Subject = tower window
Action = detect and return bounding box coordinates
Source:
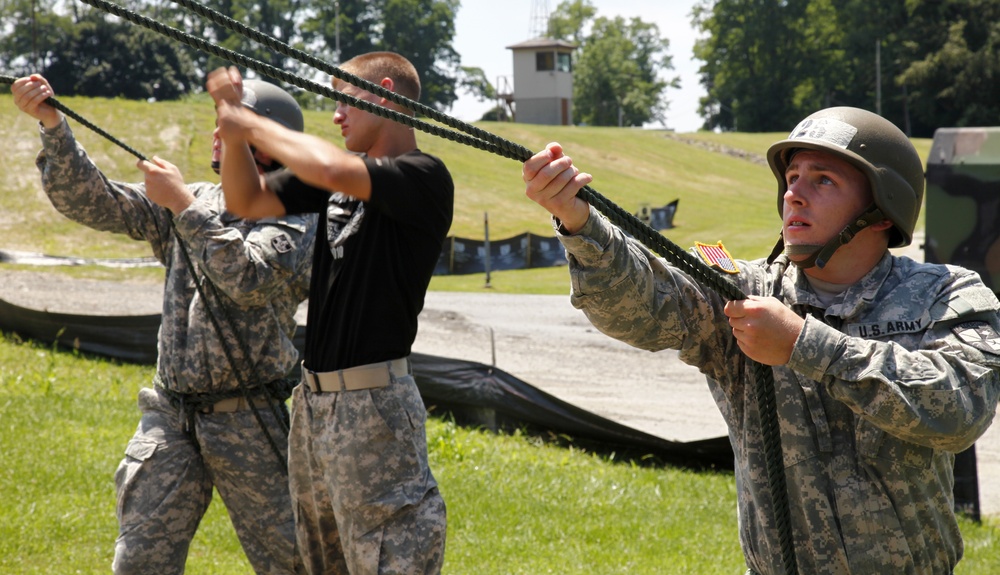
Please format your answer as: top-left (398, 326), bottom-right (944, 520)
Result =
top-left (536, 51), bottom-right (554, 71)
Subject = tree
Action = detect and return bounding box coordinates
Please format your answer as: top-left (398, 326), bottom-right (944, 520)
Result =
top-left (896, 0), bottom-right (1000, 135)
top-left (458, 66), bottom-right (496, 102)
top-left (380, 0), bottom-right (460, 111)
top-left (42, 9), bottom-right (198, 100)
top-left (547, 3), bottom-right (678, 127)
top-left (302, 0), bottom-right (461, 111)
top-left (547, 0), bottom-right (597, 45)
top-left (140, 0), bottom-right (311, 87)
top-left (0, 3), bottom-right (198, 100)
top-left (0, 0), bottom-right (78, 77)
top-left (692, 0), bottom-right (813, 132)
top-left (457, 66), bottom-right (516, 121)
top-left (690, 0), bottom-right (1000, 135)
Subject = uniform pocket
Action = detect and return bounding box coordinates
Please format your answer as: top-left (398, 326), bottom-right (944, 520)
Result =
top-left (330, 378), bottom-right (432, 535)
top-left (114, 438), bottom-right (160, 529)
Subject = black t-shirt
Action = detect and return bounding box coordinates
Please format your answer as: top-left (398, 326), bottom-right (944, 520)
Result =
top-left (267, 150), bottom-right (454, 371)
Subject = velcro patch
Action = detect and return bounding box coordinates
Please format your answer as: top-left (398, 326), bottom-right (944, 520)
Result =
top-left (953, 321), bottom-right (1000, 355)
top-left (271, 233), bottom-right (294, 254)
top-left (787, 117), bottom-right (857, 149)
top-left (694, 241), bottom-right (739, 274)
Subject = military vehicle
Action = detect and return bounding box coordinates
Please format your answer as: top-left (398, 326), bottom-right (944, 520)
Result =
top-left (924, 127), bottom-right (1000, 521)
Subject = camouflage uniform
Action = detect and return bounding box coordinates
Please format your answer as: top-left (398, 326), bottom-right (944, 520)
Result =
top-left (556, 206), bottom-right (1000, 575)
top-left (34, 118), bottom-right (316, 575)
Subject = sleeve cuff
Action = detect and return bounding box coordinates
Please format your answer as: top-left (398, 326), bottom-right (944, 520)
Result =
top-left (787, 314), bottom-right (845, 381)
top-left (552, 205), bottom-right (614, 266)
top-left (38, 117), bottom-right (72, 156)
top-left (172, 195), bottom-right (213, 240)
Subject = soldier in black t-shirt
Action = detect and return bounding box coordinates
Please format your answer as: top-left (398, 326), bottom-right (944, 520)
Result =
top-left (208, 53), bottom-right (452, 575)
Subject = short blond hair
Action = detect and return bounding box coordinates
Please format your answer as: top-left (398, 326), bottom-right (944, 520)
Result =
top-left (339, 51), bottom-right (421, 103)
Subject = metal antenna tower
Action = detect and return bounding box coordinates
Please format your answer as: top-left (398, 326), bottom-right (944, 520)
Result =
top-left (529, 0), bottom-right (550, 39)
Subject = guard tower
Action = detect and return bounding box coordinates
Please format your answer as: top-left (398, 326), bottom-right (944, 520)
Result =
top-left (506, 38), bottom-right (577, 125)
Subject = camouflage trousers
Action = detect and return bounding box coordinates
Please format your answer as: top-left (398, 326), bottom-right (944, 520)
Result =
top-left (112, 386), bottom-right (301, 575)
top-left (288, 373), bottom-right (447, 575)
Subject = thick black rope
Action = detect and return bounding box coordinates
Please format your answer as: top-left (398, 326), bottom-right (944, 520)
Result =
top-left (0, 74), bottom-right (290, 473)
top-left (166, 0), bottom-right (528, 161)
top-left (78, 0), bottom-right (523, 160)
top-left (6, 3), bottom-right (799, 568)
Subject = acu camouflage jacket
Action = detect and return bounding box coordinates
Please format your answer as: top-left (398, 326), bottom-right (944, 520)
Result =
top-left (557, 206), bottom-right (1000, 575)
top-left (34, 119), bottom-right (316, 395)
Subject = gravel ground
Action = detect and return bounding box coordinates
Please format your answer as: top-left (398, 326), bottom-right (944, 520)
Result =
top-left (1, 256), bottom-right (998, 518)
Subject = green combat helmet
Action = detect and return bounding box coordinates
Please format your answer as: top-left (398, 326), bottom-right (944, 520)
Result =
top-left (241, 79), bottom-right (304, 132)
top-left (765, 107), bottom-right (924, 268)
top-left (925, 127), bottom-right (1000, 291)
top-left (211, 80), bottom-right (303, 174)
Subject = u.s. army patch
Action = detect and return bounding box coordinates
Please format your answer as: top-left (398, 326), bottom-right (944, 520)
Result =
top-left (271, 233), bottom-right (294, 254)
top-left (693, 241), bottom-right (739, 274)
top-left (953, 321), bottom-right (1000, 355)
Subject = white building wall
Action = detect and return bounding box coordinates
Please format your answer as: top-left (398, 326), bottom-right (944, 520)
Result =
top-left (510, 47), bottom-right (574, 125)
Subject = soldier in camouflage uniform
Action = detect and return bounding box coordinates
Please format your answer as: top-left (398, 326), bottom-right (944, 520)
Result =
top-left (207, 53), bottom-right (449, 574)
top-left (12, 74), bottom-right (316, 575)
top-left (522, 107), bottom-right (1000, 575)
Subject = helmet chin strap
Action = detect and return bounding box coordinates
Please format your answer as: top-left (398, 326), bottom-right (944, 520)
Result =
top-left (211, 146), bottom-right (283, 175)
top-left (778, 205), bottom-right (886, 269)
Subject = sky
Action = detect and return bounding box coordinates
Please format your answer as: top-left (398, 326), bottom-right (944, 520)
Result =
top-left (450, 0), bottom-right (704, 132)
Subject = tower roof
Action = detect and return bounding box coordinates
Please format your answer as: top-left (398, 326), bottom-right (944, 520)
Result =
top-left (506, 38), bottom-right (578, 51)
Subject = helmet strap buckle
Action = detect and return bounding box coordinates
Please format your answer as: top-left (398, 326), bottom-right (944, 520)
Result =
top-left (812, 205), bottom-right (885, 268)
top-left (776, 204), bottom-right (886, 269)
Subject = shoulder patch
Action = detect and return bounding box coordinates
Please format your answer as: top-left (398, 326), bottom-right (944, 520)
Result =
top-left (953, 321), bottom-right (1000, 355)
top-left (271, 233), bottom-right (294, 254)
top-left (694, 241), bottom-right (739, 274)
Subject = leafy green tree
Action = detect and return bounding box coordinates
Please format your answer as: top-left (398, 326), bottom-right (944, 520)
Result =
top-left (458, 66), bottom-right (496, 102)
top-left (380, 0), bottom-right (460, 111)
top-left (573, 16), bottom-right (677, 127)
top-left (42, 9), bottom-right (198, 100)
top-left (547, 3), bottom-right (677, 127)
top-left (691, 0), bottom-right (1000, 136)
top-left (302, 0), bottom-right (461, 111)
top-left (896, 0), bottom-right (1000, 134)
top-left (814, 0), bottom-right (918, 134)
top-left (457, 66), bottom-right (516, 121)
top-left (141, 0), bottom-right (311, 85)
top-left (0, 0), bottom-right (76, 77)
top-left (547, 0), bottom-right (597, 45)
top-left (692, 0), bottom-right (812, 132)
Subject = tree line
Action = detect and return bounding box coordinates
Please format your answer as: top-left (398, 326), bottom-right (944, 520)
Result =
top-left (694, 0), bottom-right (1000, 136)
top-left (0, 0), bottom-right (462, 109)
top-left (1, 0), bottom-right (997, 135)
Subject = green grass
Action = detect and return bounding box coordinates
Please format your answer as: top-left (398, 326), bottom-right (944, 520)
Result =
top-left (2, 332), bottom-right (998, 574)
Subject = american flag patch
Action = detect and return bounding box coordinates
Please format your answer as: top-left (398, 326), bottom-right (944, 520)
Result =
top-left (694, 241), bottom-right (739, 274)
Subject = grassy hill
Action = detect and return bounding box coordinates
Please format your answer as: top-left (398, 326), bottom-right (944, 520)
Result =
top-left (0, 92), bottom-right (932, 292)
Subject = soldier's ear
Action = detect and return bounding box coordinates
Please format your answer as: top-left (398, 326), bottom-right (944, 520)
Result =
top-left (872, 219), bottom-right (893, 233)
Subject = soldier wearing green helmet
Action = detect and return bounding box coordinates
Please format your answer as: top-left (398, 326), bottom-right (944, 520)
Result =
top-left (522, 106), bottom-right (1000, 574)
top-left (765, 106), bottom-right (926, 268)
top-left (12, 74), bottom-right (316, 574)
